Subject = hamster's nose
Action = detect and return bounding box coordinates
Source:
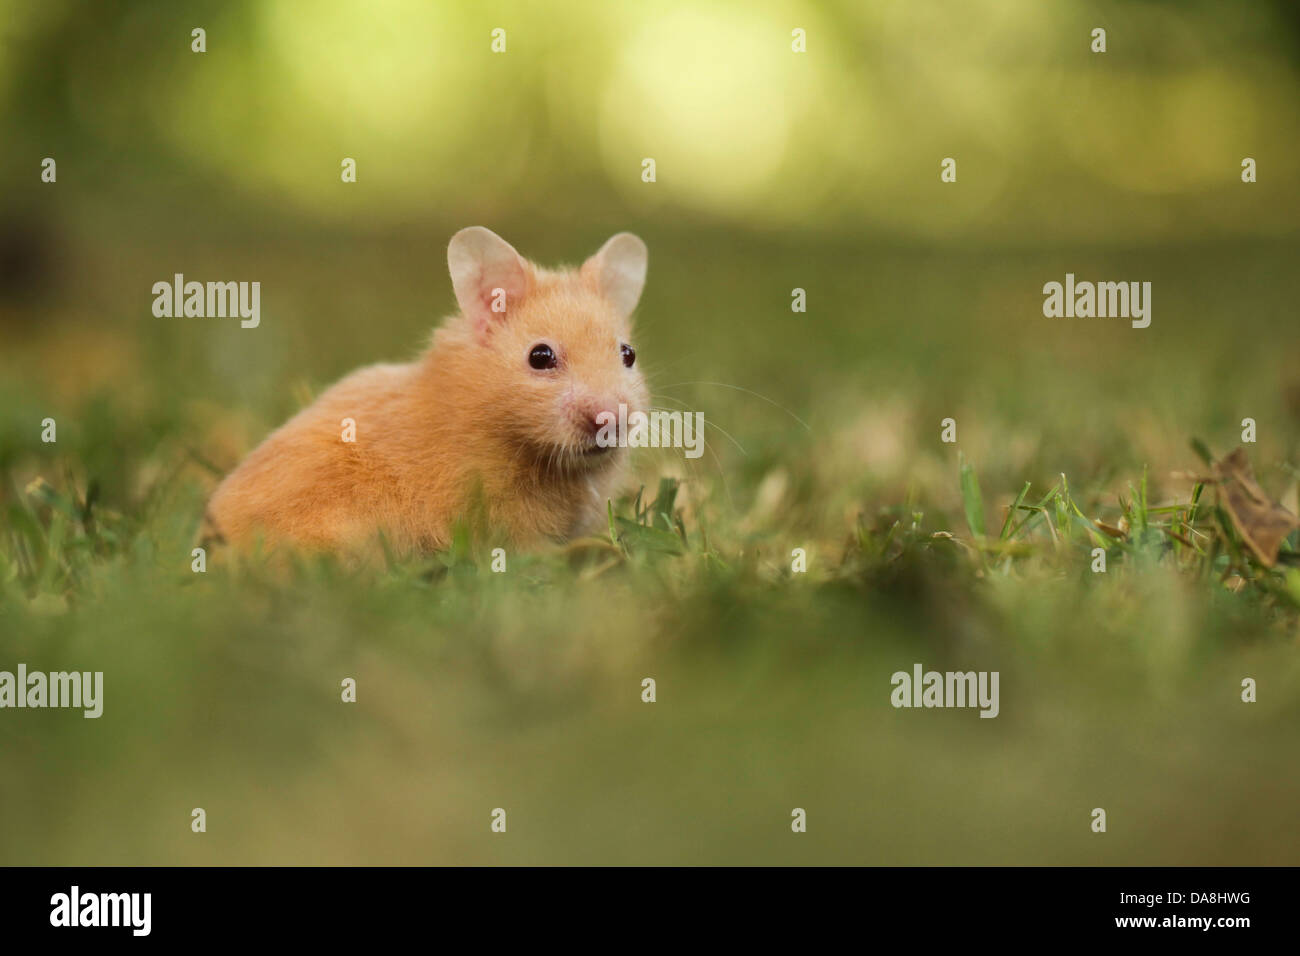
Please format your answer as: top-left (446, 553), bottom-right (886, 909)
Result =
top-left (583, 404), bottom-right (620, 438)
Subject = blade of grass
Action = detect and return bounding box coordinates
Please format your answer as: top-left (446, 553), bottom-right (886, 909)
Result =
top-left (1000, 482), bottom-right (1031, 540)
top-left (959, 453), bottom-right (986, 539)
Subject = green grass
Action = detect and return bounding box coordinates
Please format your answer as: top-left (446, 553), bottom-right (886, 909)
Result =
top-left (2, 229), bottom-right (1300, 865)
top-left (2, 424), bottom-right (1298, 864)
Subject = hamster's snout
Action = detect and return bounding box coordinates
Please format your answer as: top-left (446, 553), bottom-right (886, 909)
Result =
top-left (579, 402), bottom-right (618, 438)
top-left (573, 396), bottom-right (632, 445)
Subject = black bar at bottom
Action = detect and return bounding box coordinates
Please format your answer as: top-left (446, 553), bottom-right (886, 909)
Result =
top-left (1, 866), bottom-right (1282, 941)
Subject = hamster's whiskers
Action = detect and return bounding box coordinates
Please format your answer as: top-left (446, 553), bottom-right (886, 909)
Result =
top-left (655, 381), bottom-right (811, 432)
top-left (649, 398), bottom-right (747, 456)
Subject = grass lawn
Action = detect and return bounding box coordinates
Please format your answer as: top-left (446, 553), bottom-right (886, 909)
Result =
top-left (2, 223), bottom-right (1297, 864)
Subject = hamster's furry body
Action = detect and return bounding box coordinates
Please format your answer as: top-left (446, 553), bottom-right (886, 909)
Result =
top-left (203, 228), bottom-right (650, 555)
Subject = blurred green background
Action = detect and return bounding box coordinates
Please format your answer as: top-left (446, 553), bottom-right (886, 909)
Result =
top-left (1, 0), bottom-right (1299, 864)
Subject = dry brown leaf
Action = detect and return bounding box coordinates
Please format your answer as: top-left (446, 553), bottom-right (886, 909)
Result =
top-left (1214, 447), bottom-right (1300, 567)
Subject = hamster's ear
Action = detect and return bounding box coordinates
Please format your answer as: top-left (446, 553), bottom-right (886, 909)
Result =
top-left (582, 232), bottom-right (648, 317)
top-left (448, 227), bottom-right (533, 337)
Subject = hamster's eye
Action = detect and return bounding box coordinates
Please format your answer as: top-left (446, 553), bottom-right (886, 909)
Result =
top-left (528, 344), bottom-right (558, 370)
top-left (620, 344), bottom-right (636, 368)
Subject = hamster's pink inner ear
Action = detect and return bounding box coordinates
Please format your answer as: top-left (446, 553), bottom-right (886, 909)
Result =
top-left (448, 226), bottom-right (532, 337)
top-left (583, 232), bottom-right (648, 317)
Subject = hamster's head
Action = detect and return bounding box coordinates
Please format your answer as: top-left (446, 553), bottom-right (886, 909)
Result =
top-left (447, 226), bottom-right (651, 474)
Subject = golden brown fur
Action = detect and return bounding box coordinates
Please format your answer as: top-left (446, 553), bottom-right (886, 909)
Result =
top-left (203, 228), bottom-right (650, 556)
